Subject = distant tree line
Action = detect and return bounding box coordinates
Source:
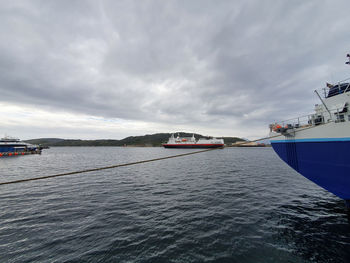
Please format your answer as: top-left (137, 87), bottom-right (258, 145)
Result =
top-left (25, 132), bottom-right (245, 147)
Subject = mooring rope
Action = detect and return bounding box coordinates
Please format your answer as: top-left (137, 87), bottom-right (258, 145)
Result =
top-left (0, 147), bottom-right (218, 186)
top-left (0, 122), bottom-right (329, 186)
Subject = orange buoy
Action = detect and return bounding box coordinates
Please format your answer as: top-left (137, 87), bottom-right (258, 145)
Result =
top-left (21, 152), bottom-right (25, 155)
top-left (8, 153), bottom-right (12, 156)
top-left (0, 153), bottom-right (2, 157)
top-left (15, 152), bottom-right (18, 155)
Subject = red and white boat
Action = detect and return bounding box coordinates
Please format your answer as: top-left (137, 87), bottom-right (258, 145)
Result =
top-left (162, 134), bottom-right (224, 148)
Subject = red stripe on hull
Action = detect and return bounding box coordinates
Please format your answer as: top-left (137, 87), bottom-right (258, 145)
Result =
top-left (162, 144), bottom-right (224, 148)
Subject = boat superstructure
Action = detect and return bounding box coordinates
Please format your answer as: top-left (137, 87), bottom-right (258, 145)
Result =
top-left (163, 134), bottom-right (225, 148)
top-left (0, 136), bottom-right (41, 156)
top-left (269, 69), bottom-right (350, 201)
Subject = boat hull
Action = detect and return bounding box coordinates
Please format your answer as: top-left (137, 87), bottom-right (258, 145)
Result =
top-left (163, 144), bottom-right (224, 148)
top-left (271, 139), bottom-right (350, 199)
top-left (0, 144), bottom-right (28, 152)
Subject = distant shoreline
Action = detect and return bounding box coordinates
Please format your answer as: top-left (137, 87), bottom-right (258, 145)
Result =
top-left (24, 132), bottom-right (245, 148)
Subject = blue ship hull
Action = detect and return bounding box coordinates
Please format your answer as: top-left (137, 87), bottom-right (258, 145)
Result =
top-left (0, 143), bottom-right (39, 153)
top-left (0, 145), bottom-right (25, 152)
top-left (271, 139), bottom-right (350, 199)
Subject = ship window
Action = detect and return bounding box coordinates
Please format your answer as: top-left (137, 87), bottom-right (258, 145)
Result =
top-left (327, 83), bottom-right (350, 98)
top-left (314, 115), bottom-right (324, 125)
top-left (335, 113), bottom-right (345, 123)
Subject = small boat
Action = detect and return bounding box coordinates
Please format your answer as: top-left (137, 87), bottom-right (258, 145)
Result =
top-left (0, 136), bottom-right (41, 156)
top-left (163, 134), bottom-right (224, 148)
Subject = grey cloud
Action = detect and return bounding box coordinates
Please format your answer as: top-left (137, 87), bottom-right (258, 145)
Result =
top-left (1, 0), bottom-right (350, 137)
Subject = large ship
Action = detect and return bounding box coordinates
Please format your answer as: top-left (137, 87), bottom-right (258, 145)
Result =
top-left (0, 136), bottom-right (41, 156)
top-left (269, 56), bottom-right (350, 209)
top-left (163, 134), bottom-right (224, 148)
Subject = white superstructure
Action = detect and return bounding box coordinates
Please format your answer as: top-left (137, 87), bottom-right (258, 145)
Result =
top-left (163, 134), bottom-right (224, 148)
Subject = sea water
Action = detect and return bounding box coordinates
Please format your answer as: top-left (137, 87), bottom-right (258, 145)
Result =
top-left (0, 147), bottom-right (349, 262)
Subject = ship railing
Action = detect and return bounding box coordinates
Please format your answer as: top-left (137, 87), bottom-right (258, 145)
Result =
top-left (270, 106), bottom-right (348, 132)
top-left (317, 77), bottom-right (350, 99)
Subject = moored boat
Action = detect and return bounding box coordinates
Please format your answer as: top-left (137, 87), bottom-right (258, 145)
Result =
top-left (163, 134), bottom-right (224, 148)
top-left (0, 136), bottom-right (41, 156)
top-left (269, 55), bottom-right (350, 209)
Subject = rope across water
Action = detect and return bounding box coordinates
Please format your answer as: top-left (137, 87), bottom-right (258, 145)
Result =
top-left (0, 148), bottom-right (219, 186)
top-left (0, 124), bottom-right (327, 186)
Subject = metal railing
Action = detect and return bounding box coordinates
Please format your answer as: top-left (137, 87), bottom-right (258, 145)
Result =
top-left (270, 106), bottom-right (348, 132)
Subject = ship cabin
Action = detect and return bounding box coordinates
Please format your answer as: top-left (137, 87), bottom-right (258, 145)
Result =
top-left (321, 80), bottom-right (350, 124)
top-left (173, 134), bottom-right (196, 144)
top-left (326, 83), bottom-right (350, 98)
top-left (270, 79), bottom-right (350, 134)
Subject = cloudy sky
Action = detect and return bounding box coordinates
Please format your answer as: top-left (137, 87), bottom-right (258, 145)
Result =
top-left (0, 0), bottom-right (349, 140)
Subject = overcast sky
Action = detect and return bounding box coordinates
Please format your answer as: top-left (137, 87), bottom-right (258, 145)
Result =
top-left (0, 0), bottom-right (349, 140)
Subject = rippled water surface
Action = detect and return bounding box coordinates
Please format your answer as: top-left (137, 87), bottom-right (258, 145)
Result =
top-left (0, 147), bottom-right (349, 262)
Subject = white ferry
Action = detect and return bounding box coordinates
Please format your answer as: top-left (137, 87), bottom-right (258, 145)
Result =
top-left (163, 134), bottom-right (224, 148)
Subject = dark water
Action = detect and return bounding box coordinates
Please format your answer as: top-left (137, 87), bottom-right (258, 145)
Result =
top-left (0, 147), bottom-right (349, 263)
